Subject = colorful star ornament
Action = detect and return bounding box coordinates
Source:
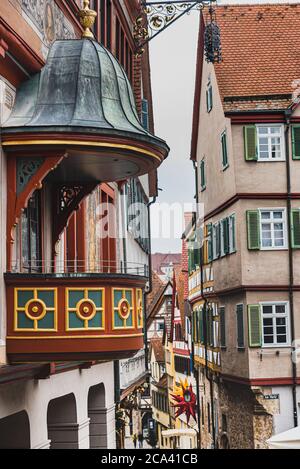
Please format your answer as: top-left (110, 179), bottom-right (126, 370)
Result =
top-left (171, 378), bottom-right (197, 424)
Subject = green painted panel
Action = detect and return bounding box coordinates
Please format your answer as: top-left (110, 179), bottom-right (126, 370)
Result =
top-left (18, 312), bottom-right (34, 329)
top-left (38, 312), bottom-right (54, 329)
top-left (69, 312), bottom-right (85, 329)
top-left (88, 290), bottom-right (103, 308)
top-left (114, 312), bottom-right (124, 328)
top-left (69, 290), bottom-right (84, 308)
top-left (88, 312), bottom-right (103, 329)
top-left (17, 290), bottom-right (34, 307)
top-left (113, 290), bottom-right (123, 307)
top-left (125, 290), bottom-right (132, 305)
top-left (37, 290), bottom-right (54, 308)
top-left (126, 313), bottom-right (133, 327)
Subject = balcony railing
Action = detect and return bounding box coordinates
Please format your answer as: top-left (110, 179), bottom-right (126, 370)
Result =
top-left (9, 260), bottom-right (149, 277)
top-left (5, 261), bottom-right (148, 363)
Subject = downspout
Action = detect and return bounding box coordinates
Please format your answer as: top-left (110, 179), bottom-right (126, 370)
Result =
top-left (284, 109), bottom-right (298, 427)
top-left (193, 160), bottom-right (216, 448)
top-left (144, 196), bottom-right (157, 372)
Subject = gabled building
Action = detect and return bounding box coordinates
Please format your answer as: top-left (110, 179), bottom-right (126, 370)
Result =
top-left (189, 3), bottom-right (300, 449)
top-left (147, 271), bottom-right (173, 340)
top-left (0, 0), bottom-right (168, 449)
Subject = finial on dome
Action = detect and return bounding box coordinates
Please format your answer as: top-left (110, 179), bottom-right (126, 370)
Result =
top-left (79, 0), bottom-right (97, 39)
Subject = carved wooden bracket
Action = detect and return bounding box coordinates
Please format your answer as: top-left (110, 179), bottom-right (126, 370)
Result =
top-left (6, 152), bottom-right (65, 271)
top-left (52, 182), bottom-right (98, 257)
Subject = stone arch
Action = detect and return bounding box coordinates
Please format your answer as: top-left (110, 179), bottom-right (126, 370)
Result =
top-left (47, 393), bottom-right (78, 449)
top-left (0, 410), bottom-right (30, 449)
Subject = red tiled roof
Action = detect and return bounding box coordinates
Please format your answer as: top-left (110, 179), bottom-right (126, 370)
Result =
top-left (212, 4), bottom-right (300, 102)
top-left (152, 253), bottom-right (181, 276)
top-left (150, 337), bottom-right (165, 363)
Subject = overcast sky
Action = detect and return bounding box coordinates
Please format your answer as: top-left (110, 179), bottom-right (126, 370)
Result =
top-left (149, 0), bottom-right (297, 254)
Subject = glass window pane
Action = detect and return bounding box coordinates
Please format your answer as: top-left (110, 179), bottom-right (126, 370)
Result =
top-left (264, 335), bottom-right (274, 343)
top-left (277, 335), bottom-right (287, 344)
top-left (274, 239), bottom-right (284, 247)
top-left (262, 239), bottom-right (272, 247)
top-left (263, 306), bottom-right (273, 315)
top-left (261, 212), bottom-right (270, 219)
top-left (273, 212), bottom-right (283, 219)
top-left (276, 305), bottom-right (286, 314)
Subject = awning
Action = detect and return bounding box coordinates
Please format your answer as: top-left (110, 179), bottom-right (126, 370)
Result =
top-left (267, 426), bottom-right (300, 449)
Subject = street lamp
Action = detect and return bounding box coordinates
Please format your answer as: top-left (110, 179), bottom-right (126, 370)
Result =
top-left (134, 0), bottom-right (221, 63)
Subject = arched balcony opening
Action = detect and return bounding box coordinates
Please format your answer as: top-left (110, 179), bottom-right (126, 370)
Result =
top-left (0, 410), bottom-right (30, 449)
top-left (88, 383), bottom-right (109, 449)
top-left (47, 393), bottom-right (78, 449)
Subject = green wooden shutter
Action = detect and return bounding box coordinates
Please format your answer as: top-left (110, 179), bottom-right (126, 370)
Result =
top-left (213, 223), bottom-right (221, 259)
top-left (219, 306), bottom-right (226, 348)
top-left (207, 223), bottom-right (213, 263)
top-left (248, 305), bottom-right (262, 347)
top-left (292, 126), bottom-right (300, 160)
top-left (291, 209), bottom-right (300, 249)
top-left (229, 214), bottom-right (236, 253)
top-left (236, 304), bottom-right (245, 348)
top-left (247, 210), bottom-right (260, 250)
top-left (244, 125), bottom-right (258, 161)
top-left (199, 308), bottom-right (204, 344)
top-left (222, 218), bottom-right (229, 256)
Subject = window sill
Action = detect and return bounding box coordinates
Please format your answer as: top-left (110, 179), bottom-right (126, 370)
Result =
top-left (237, 347), bottom-right (245, 352)
top-left (257, 159), bottom-right (286, 163)
top-left (260, 247), bottom-right (288, 251)
top-left (261, 344), bottom-right (291, 349)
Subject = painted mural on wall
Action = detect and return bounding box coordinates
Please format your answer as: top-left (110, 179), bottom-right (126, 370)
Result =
top-left (22, 0), bottom-right (76, 56)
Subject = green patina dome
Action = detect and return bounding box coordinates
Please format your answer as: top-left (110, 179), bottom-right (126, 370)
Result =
top-left (3, 39), bottom-right (167, 151)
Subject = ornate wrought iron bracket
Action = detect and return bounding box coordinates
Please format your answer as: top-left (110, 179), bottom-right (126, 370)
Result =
top-left (134, 0), bottom-right (221, 63)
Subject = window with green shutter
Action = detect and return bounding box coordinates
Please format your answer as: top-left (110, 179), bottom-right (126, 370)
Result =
top-left (236, 304), bottom-right (245, 349)
top-left (247, 210), bottom-right (260, 250)
top-left (291, 209), bottom-right (300, 249)
top-left (244, 125), bottom-right (258, 161)
top-left (292, 125), bottom-right (300, 160)
top-left (221, 218), bottom-right (229, 256)
top-left (248, 305), bottom-right (262, 347)
top-left (221, 131), bottom-right (229, 169)
top-left (200, 159), bottom-right (206, 191)
top-left (207, 223), bottom-right (213, 263)
top-left (219, 306), bottom-right (226, 348)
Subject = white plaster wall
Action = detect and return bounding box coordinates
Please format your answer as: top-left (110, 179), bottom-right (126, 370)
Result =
top-left (120, 349), bottom-right (146, 390)
top-left (271, 386), bottom-right (295, 435)
top-left (0, 361), bottom-right (116, 449)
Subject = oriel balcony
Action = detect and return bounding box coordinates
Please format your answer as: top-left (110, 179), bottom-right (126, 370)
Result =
top-left (5, 261), bottom-right (147, 363)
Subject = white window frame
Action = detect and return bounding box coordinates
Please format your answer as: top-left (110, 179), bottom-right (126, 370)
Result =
top-left (256, 124), bottom-right (285, 162)
top-left (260, 301), bottom-right (291, 348)
top-left (259, 208), bottom-right (287, 250)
